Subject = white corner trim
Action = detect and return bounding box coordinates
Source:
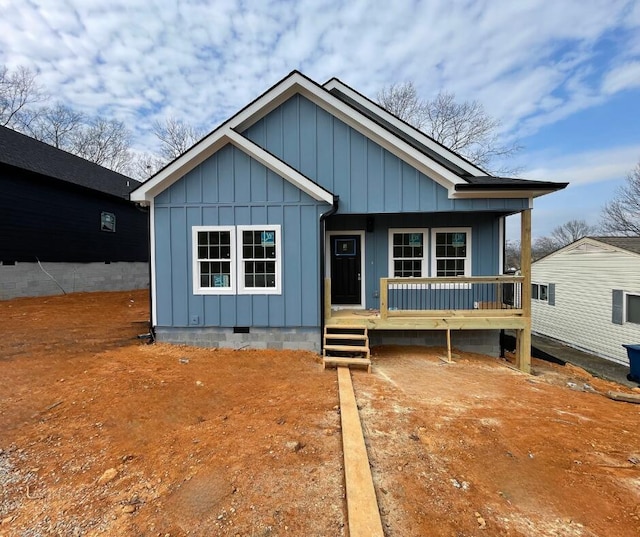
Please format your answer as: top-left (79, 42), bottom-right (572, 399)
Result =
top-left (225, 130), bottom-right (333, 204)
top-left (323, 78), bottom-right (486, 178)
top-left (149, 198), bottom-right (157, 326)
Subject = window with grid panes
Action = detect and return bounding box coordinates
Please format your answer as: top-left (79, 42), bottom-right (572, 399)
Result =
top-left (434, 230), bottom-right (469, 277)
top-left (239, 226), bottom-right (281, 293)
top-left (391, 231), bottom-right (425, 277)
top-left (194, 227), bottom-right (235, 293)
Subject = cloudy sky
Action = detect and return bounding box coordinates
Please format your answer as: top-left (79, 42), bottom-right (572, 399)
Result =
top-left (1, 0), bottom-right (639, 239)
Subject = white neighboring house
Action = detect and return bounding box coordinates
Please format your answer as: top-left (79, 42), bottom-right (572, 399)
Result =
top-left (531, 237), bottom-right (640, 366)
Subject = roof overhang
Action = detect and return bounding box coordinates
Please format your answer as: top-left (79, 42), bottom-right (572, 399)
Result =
top-left (453, 181), bottom-right (568, 200)
top-left (131, 71), bottom-right (474, 204)
top-left (130, 126), bottom-right (334, 205)
top-left (322, 78), bottom-right (488, 178)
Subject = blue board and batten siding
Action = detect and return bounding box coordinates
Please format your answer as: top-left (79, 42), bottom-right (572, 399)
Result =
top-left (327, 213), bottom-right (502, 310)
top-left (242, 94), bottom-right (529, 215)
top-left (153, 93), bottom-right (529, 333)
top-left (154, 143), bottom-right (329, 328)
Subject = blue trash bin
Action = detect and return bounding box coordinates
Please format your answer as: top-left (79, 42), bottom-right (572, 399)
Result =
top-left (622, 344), bottom-right (640, 382)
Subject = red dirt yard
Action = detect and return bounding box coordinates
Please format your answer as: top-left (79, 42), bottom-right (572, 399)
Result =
top-left (1, 290), bottom-right (639, 536)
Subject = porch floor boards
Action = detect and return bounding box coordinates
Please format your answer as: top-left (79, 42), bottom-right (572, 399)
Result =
top-left (326, 309), bottom-right (528, 331)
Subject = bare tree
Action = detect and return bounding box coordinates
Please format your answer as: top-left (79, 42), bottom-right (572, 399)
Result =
top-left (154, 117), bottom-right (204, 161)
top-left (69, 118), bottom-right (133, 174)
top-left (504, 239), bottom-right (521, 271)
top-left (550, 219), bottom-right (598, 247)
top-left (532, 236), bottom-right (560, 261)
top-left (600, 161), bottom-right (640, 236)
top-left (128, 152), bottom-right (165, 181)
top-left (376, 83), bottom-right (520, 172)
top-left (376, 82), bottom-right (427, 128)
top-left (0, 65), bottom-right (47, 129)
top-left (25, 102), bottom-right (84, 149)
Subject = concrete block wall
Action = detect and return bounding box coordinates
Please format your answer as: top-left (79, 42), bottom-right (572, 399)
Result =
top-left (155, 326), bottom-right (321, 352)
top-left (369, 329), bottom-right (501, 357)
top-left (0, 261), bottom-right (149, 299)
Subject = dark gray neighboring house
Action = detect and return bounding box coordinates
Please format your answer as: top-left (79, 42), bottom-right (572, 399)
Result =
top-left (0, 125), bottom-right (149, 299)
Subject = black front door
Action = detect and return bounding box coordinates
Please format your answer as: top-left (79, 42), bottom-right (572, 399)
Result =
top-left (330, 235), bottom-right (361, 305)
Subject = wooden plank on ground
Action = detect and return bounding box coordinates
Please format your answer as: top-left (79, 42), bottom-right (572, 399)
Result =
top-left (337, 367), bottom-right (384, 537)
top-left (606, 391), bottom-right (640, 404)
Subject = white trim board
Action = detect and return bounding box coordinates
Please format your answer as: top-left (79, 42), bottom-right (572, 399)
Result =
top-left (323, 78), bottom-right (486, 177)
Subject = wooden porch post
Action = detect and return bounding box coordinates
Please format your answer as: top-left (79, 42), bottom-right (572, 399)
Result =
top-left (517, 209), bottom-right (532, 373)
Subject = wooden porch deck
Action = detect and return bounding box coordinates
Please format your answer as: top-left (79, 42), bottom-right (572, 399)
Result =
top-left (323, 274), bottom-right (532, 372)
top-left (326, 307), bottom-right (528, 331)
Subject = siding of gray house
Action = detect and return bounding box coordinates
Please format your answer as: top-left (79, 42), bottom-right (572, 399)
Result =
top-left (242, 94), bottom-right (529, 215)
top-left (153, 143), bottom-right (330, 330)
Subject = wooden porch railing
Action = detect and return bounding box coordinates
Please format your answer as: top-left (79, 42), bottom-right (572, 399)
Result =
top-left (379, 276), bottom-right (523, 319)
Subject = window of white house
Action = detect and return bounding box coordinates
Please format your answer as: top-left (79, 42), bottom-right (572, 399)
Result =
top-left (627, 293), bottom-right (640, 324)
top-left (192, 226), bottom-right (236, 295)
top-left (432, 228), bottom-right (471, 277)
top-left (532, 283), bottom-right (548, 301)
top-left (388, 229), bottom-right (427, 277)
top-left (238, 225), bottom-right (281, 295)
top-left (540, 284), bottom-right (548, 301)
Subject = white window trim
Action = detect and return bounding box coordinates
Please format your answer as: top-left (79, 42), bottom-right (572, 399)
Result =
top-left (388, 228), bottom-right (429, 289)
top-left (431, 227), bottom-right (472, 288)
top-left (624, 291), bottom-right (640, 324)
top-left (388, 228), bottom-right (428, 277)
top-left (192, 225), bottom-right (236, 295)
top-left (237, 225), bottom-right (282, 295)
top-left (532, 282), bottom-right (548, 302)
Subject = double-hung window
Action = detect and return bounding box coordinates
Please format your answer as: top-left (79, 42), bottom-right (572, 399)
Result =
top-left (193, 226), bottom-right (236, 294)
top-left (192, 225), bottom-right (281, 295)
top-left (431, 228), bottom-right (471, 277)
top-left (388, 229), bottom-right (427, 277)
top-left (238, 225), bottom-right (281, 294)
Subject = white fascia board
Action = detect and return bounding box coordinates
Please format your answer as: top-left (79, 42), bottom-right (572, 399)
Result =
top-left (451, 188), bottom-right (552, 201)
top-left (225, 129), bottom-right (333, 204)
top-left (323, 78), bottom-right (486, 177)
top-left (132, 71), bottom-right (466, 203)
top-left (230, 73), bottom-right (465, 191)
top-left (130, 133), bottom-right (231, 204)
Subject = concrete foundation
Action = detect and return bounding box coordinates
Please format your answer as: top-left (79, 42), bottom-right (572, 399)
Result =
top-left (0, 261), bottom-right (149, 300)
top-left (369, 329), bottom-right (501, 357)
top-left (155, 326), bottom-right (322, 352)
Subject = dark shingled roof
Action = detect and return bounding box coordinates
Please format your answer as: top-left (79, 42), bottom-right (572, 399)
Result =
top-left (590, 236), bottom-right (640, 255)
top-left (328, 83), bottom-right (568, 193)
top-left (0, 125), bottom-right (137, 199)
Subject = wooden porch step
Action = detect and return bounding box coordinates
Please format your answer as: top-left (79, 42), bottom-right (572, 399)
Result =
top-left (324, 344), bottom-right (369, 353)
top-left (323, 356), bottom-right (372, 373)
top-left (325, 333), bottom-right (368, 341)
top-left (323, 325), bottom-right (371, 373)
top-left (325, 324), bottom-right (370, 331)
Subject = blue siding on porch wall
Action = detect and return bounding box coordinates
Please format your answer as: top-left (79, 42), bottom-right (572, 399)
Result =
top-left (243, 95), bottom-right (529, 214)
top-left (154, 143), bottom-right (329, 328)
top-left (327, 213), bottom-right (502, 310)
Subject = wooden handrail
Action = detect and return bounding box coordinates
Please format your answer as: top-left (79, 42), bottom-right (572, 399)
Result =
top-left (385, 275), bottom-right (524, 285)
